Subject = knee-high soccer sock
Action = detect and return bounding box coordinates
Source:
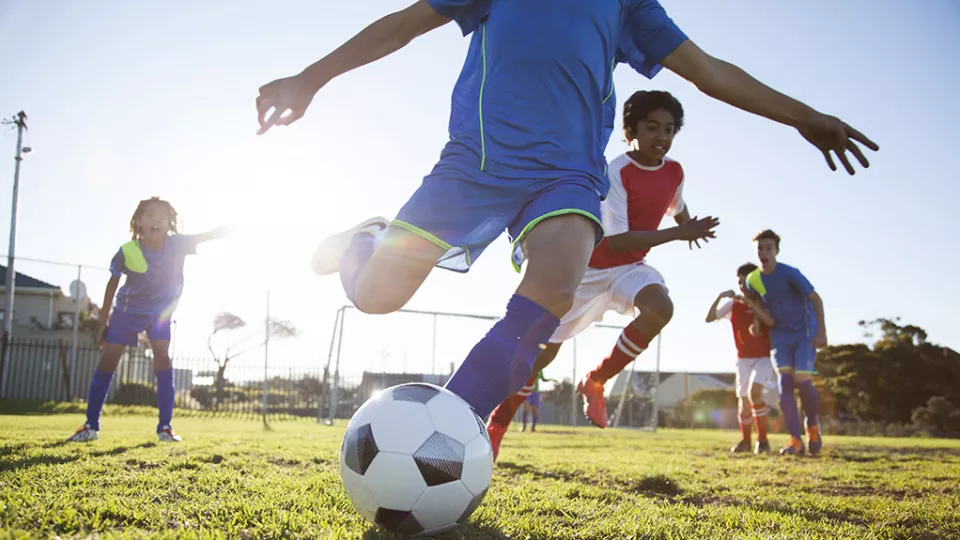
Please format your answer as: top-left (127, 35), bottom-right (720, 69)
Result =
top-left (155, 368), bottom-right (175, 430)
top-left (532, 409), bottom-right (538, 431)
top-left (85, 368), bottom-right (115, 431)
top-left (445, 295), bottom-right (559, 419)
top-left (797, 380), bottom-right (820, 429)
top-left (588, 325), bottom-right (651, 384)
top-left (339, 233), bottom-right (378, 302)
top-left (739, 405), bottom-right (754, 442)
top-left (752, 401), bottom-right (770, 441)
top-left (488, 375), bottom-right (535, 429)
top-left (779, 374), bottom-right (803, 440)
top-left (521, 408), bottom-right (528, 430)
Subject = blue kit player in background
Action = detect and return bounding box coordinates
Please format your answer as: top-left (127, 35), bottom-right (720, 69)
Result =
top-left (747, 229), bottom-right (827, 456)
top-left (255, 0), bottom-right (877, 422)
top-left (68, 197), bottom-right (231, 443)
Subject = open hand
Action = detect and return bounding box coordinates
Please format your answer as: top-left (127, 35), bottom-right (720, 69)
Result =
top-left (796, 113), bottom-right (879, 175)
top-left (676, 215), bottom-right (720, 250)
top-left (256, 74), bottom-right (322, 135)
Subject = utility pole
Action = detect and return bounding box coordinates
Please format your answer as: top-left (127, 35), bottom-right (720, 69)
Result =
top-left (0, 111), bottom-right (28, 399)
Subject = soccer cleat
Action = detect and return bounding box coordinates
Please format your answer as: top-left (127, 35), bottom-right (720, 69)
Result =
top-left (755, 440), bottom-right (772, 454)
top-left (311, 217), bottom-right (390, 275)
top-left (806, 424), bottom-right (822, 456)
top-left (157, 426), bottom-right (182, 442)
top-left (66, 424), bottom-right (99, 442)
top-left (519, 423), bottom-right (527, 433)
top-left (577, 377), bottom-right (608, 428)
top-left (486, 421), bottom-right (507, 462)
top-left (779, 437), bottom-right (805, 456)
top-left (730, 439), bottom-right (752, 453)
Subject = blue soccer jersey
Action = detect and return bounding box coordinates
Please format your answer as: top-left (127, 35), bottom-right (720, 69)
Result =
top-left (427, 0), bottom-right (687, 192)
top-left (109, 234), bottom-right (200, 319)
top-left (747, 263), bottom-right (818, 345)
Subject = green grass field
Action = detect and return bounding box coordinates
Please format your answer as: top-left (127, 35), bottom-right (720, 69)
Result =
top-left (2, 415), bottom-right (959, 539)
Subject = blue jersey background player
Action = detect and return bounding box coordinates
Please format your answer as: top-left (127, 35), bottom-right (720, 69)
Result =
top-left (68, 197), bottom-right (230, 443)
top-left (747, 229), bottom-right (827, 456)
top-left (255, 0), bottom-right (877, 420)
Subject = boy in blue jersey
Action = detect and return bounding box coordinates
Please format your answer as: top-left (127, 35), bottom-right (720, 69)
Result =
top-left (746, 229), bottom-right (826, 456)
top-left (255, 0), bottom-right (876, 421)
top-left (68, 198), bottom-right (231, 443)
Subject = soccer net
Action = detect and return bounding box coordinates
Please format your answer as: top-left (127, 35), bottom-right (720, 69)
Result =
top-left (320, 306), bottom-right (660, 431)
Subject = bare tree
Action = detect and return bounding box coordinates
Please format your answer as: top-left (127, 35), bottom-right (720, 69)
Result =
top-left (207, 312), bottom-right (298, 409)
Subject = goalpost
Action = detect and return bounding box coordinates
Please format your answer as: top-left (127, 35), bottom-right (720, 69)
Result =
top-left (319, 305), bottom-right (661, 431)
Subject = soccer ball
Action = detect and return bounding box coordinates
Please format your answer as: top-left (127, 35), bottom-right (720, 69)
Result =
top-left (339, 383), bottom-right (493, 537)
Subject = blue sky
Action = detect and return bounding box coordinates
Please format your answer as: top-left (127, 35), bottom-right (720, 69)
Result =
top-left (0, 1), bottom-right (958, 384)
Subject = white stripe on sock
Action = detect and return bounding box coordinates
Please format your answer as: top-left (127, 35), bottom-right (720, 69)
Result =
top-left (753, 407), bottom-right (769, 417)
top-left (619, 333), bottom-right (646, 355)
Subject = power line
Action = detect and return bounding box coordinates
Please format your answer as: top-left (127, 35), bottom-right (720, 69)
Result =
top-left (0, 253), bottom-right (110, 272)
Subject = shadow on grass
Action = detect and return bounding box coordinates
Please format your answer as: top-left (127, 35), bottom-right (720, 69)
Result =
top-left (0, 442), bottom-right (29, 456)
top-left (361, 522), bottom-right (513, 540)
top-left (832, 446), bottom-right (960, 463)
top-left (496, 461), bottom-right (878, 530)
top-left (0, 441), bottom-right (157, 472)
top-left (497, 461), bottom-right (684, 498)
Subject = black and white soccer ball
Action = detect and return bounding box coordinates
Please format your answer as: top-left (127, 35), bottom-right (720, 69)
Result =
top-left (339, 383), bottom-right (493, 537)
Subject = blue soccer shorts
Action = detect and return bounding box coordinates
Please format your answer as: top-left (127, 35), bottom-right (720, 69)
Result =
top-left (526, 391), bottom-right (541, 408)
top-left (106, 310), bottom-right (172, 346)
top-left (393, 159), bottom-right (604, 273)
top-left (772, 338), bottom-right (817, 375)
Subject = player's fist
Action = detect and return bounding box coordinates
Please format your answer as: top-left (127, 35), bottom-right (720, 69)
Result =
top-left (720, 289), bottom-right (737, 299)
top-left (812, 333), bottom-right (828, 349)
top-left (256, 74), bottom-right (321, 135)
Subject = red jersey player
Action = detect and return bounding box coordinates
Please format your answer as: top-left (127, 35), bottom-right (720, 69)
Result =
top-left (706, 262), bottom-right (777, 454)
top-left (485, 90), bottom-right (719, 459)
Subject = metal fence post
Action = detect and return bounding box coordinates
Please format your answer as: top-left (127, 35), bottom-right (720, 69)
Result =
top-left (262, 290), bottom-right (270, 426)
top-left (328, 307), bottom-right (347, 424)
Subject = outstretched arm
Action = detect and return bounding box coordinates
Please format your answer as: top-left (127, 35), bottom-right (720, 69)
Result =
top-left (661, 40), bottom-right (879, 174)
top-left (194, 225), bottom-right (234, 245)
top-left (606, 214), bottom-right (719, 254)
top-left (257, 0), bottom-right (452, 134)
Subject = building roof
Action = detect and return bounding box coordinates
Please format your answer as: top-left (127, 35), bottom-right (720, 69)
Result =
top-left (0, 265), bottom-right (61, 291)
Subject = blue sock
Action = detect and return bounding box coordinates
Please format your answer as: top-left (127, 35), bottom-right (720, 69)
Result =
top-left (522, 409), bottom-right (529, 427)
top-left (85, 368), bottom-right (115, 431)
top-left (797, 379), bottom-right (820, 428)
top-left (340, 233), bottom-right (377, 302)
top-left (445, 295), bottom-right (559, 419)
top-left (779, 374), bottom-right (803, 439)
top-left (156, 368), bottom-right (175, 431)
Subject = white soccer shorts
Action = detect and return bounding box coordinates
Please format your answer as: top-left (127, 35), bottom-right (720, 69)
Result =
top-left (549, 262), bottom-right (666, 344)
top-left (735, 356), bottom-right (778, 398)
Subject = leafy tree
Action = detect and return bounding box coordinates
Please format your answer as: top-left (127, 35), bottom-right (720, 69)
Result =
top-left (817, 318), bottom-right (960, 424)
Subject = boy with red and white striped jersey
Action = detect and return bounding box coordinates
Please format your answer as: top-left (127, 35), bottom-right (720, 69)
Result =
top-left (486, 91), bottom-right (719, 459)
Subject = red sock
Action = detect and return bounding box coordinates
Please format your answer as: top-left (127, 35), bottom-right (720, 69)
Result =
top-left (753, 401), bottom-right (769, 441)
top-left (588, 326), bottom-right (651, 384)
top-left (739, 411), bottom-right (753, 441)
top-left (489, 374), bottom-right (537, 428)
